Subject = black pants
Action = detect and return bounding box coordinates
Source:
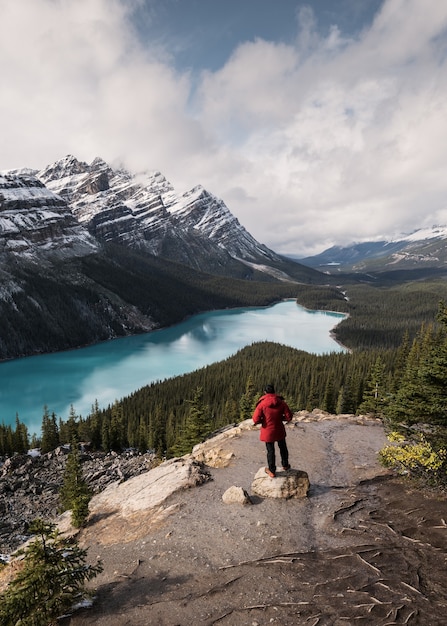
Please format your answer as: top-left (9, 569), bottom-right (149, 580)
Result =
top-left (266, 439), bottom-right (289, 473)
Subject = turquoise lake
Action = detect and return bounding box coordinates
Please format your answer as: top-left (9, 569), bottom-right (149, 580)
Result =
top-left (0, 300), bottom-right (346, 434)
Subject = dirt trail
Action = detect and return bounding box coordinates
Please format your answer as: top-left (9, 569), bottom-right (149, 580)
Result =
top-left (65, 416), bottom-right (447, 625)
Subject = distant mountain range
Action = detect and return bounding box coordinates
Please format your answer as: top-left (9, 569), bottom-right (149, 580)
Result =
top-left (296, 226), bottom-right (447, 273)
top-left (0, 155), bottom-right (321, 360)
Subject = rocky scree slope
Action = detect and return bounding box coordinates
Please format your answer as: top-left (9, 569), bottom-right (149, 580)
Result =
top-left (0, 447), bottom-right (160, 558)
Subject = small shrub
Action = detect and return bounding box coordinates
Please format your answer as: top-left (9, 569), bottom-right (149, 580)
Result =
top-left (379, 431), bottom-right (446, 485)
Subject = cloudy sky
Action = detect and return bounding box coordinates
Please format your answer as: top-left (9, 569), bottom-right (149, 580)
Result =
top-left (1, 0), bottom-right (447, 256)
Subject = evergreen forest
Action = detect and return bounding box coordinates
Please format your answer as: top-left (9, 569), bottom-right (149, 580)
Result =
top-left (2, 274), bottom-right (447, 488)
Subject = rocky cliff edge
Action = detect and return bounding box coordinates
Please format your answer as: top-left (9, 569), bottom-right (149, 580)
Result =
top-left (2, 412), bottom-right (447, 625)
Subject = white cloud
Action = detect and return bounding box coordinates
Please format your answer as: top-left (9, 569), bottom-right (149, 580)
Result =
top-left (1, 0), bottom-right (447, 256)
top-left (194, 0), bottom-right (447, 254)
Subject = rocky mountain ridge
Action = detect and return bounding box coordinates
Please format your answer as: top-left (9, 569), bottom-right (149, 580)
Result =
top-left (0, 170), bottom-right (97, 260)
top-left (299, 225), bottom-right (447, 273)
top-left (0, 156), bottom-right (322, 360)
top-left (36, 155), bottom-right (293, 277)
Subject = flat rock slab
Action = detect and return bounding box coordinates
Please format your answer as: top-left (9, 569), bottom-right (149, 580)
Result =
top-left (89, 457), bottom-right (211, 517)
top-left (251, 467), bottom-right (310, 498)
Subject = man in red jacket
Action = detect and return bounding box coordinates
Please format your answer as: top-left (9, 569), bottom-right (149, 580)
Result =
top-left (252, 384), bottom-right (293, 478)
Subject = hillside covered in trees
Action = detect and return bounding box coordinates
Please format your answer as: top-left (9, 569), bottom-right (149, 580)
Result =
top-left (2, 275), bottom-right (447, 489)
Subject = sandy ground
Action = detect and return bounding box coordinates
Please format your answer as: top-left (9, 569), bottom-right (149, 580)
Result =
top-left (63, 416), bottom-right (447, 625)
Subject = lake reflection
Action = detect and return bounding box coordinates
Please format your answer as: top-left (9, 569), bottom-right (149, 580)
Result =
top-left (0, 301), bottom-right (346, 433)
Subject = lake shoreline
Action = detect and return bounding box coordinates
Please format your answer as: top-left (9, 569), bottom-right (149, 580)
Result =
top-left (0, 301), bottom-right (348, 431)
top-left (0, 298), bottom-right (349, 364)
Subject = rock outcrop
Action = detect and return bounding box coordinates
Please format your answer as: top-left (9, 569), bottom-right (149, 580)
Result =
top-left (0, 413), bottom-right (377, 559)
top-left (89, 457), bottom-right (211, 518)
top-left (191, 422), bottom-right (245, 467)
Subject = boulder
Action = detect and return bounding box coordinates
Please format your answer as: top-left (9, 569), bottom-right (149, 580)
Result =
top-left (251, 467), bottom-right (310, 499)
top-left (222, 486), bottom-right (252, 505)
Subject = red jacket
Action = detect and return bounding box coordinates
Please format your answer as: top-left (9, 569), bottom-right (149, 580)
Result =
top-left (252, 393), bottom-right (292, 442)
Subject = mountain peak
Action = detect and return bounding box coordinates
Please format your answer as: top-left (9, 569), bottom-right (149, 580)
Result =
top-left (391, 225), bottom-right (447, 243)
top-left (37, 155), bottom-right (287, 271)
top-left (41, 155), bottom-right (90, 180)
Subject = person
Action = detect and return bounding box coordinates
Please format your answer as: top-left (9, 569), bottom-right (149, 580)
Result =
top-left (252, 384), bottom-right (293, 478)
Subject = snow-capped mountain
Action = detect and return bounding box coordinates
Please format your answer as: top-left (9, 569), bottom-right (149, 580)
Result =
top-left (0, 155), bottom-right (323, 360)
top-left (167, 184), bottom-right (273, 261)
top-left (37, 155), bottom-right (295, 279)
top-left (0, 170), bottom-right (97, 260)
top-left (298, 226), bottom-right (447, 273)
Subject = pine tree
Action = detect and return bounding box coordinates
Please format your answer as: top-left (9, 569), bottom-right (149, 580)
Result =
top-left (136, 418), bottom-right (148, 453)
top-left (60, 440), bottom-right (92, 528)
top-left (416, 304), bottom-right (447, 426)
top-left (336, 377), bottom-right (355, 414)
top-left (101, 416), bottom-right (111, 451)
top-left (306, 373), bottom-right (319, 411)
top-left (149, 405), bottom-right (166, 456)
top-left (0, 519), bottom-right (102, 626)
top-left (385, 331), bottom-right (434, 427)
top-left (12, 414), bottom-right (29, 454)
top-left (358, 356), bottom-right (387, 416)
top-left (41, 406), bottom-right (60, 453)
top-left (239, 376), bottom-right (256, 421)
top-left (0, 424), bottom-right (14, 456)
top-left (165, 410), bottom-right (177, 453)
top-left (171, 387), bottom-right (212, 456)
top-left (109, 401), bottom-right (125, 451)
top-left (391, 329), bottom-right (410, 392)
top-left (88, 400), bottom-right (102, 450)
top-left (59, 405), bottom-right (79, 444)
top-left (224, 397), bottom-right (239, 423)
top-left (322, 377), bottom-right (336, 413)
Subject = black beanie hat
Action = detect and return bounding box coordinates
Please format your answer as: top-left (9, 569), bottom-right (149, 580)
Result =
top-left (265, 384), bottom-right (275, 394)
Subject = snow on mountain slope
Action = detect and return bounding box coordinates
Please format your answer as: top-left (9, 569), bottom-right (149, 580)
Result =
top-left (300, 225), bottom-right (447, 273)
top-left (0, 171), bottom-right (97, 259)
top-left (391, 226), bottom-right (447, 242)
top-left (39, 156), bottom-right (175, 222)
top-left (169, 184), bottom-right (279, 262)
top-left (38, 156), bottom-right (283, 272)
